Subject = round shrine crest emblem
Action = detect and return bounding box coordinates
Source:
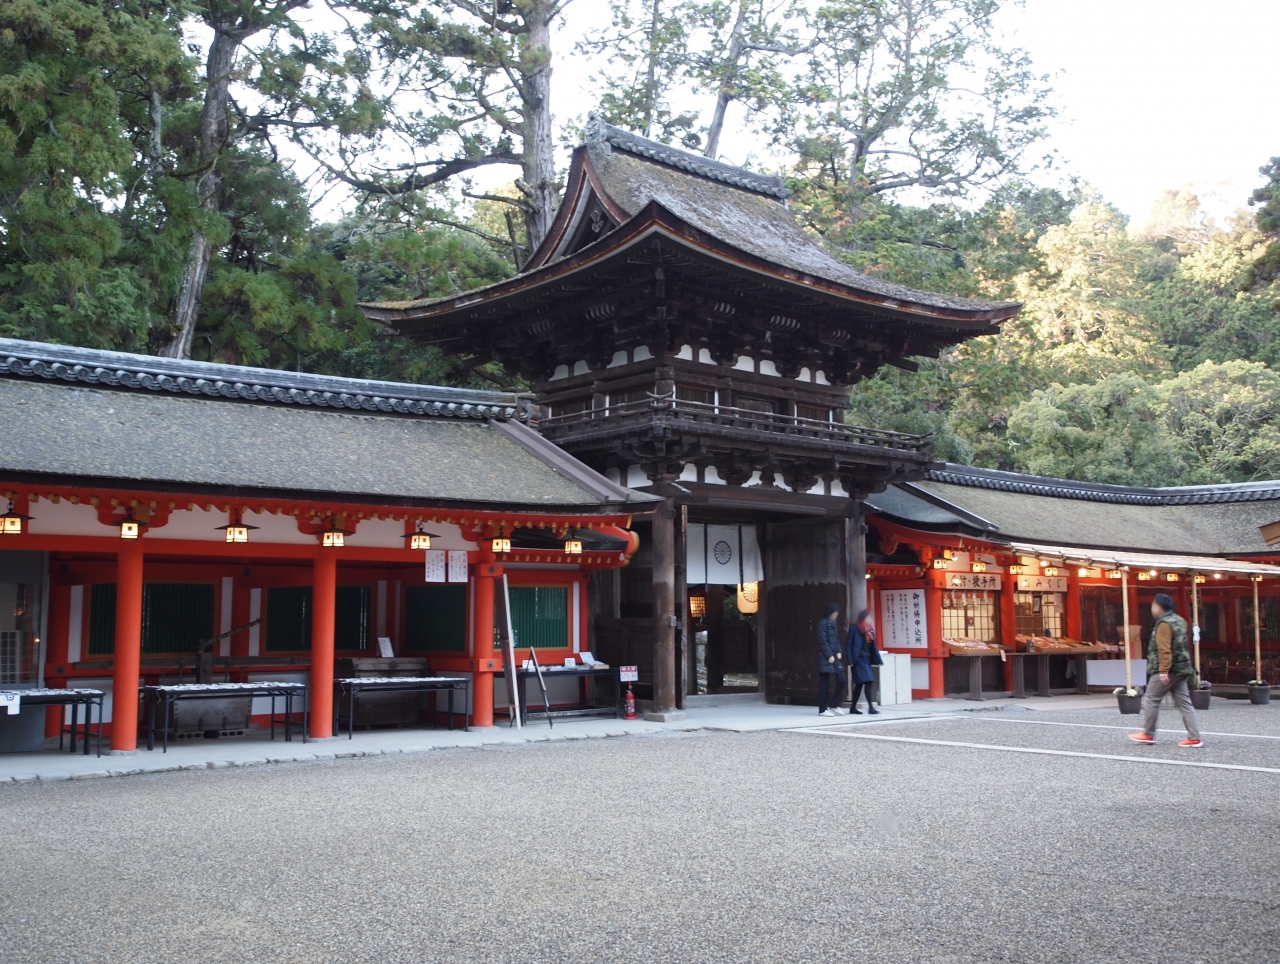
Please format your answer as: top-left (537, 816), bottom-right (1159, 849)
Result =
top-left (713, 540), bottom-right (733, 565)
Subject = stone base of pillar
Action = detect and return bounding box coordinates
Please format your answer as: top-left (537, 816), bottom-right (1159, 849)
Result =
top-left (108, 749), bottom-right (138, 756)
top-left (643, 709), bottom-right (687, 723)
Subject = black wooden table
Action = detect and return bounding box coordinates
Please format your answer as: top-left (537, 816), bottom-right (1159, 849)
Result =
top-left (0, 688), bottom-right (104, 757)
top-left (517, 666), bottom-right (620, 724)
top-left (145, 682), bottom-right (307, 752)
top-left (333, 677), bottom-right (470, 739)
top-left (1008, 651), bottom-right (1095, 698)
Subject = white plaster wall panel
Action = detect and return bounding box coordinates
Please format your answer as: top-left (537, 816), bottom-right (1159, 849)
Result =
top-left (796, 367), bottom-right (812, 382)
top-left (758, 359), bottom-right (780, 376)
top-left (551, 364), bottom-right (569, 380)
top-left (703, 465), bottom-right (726, 485)
top-left (698, 348), bottom-right (715, 364)
top-left (675, 345), bottom-right (694, 360)
top-left (831, 478), bottom-right (848, 498)
top-left (572, 360), bottom-right (590, 375)
top-left (26, 500), bottom-right (105, 537)
top-left (607, 350), bottom-right (628, 368)
top-left (732, 354), bottom-right (755, 372)
top-left (67, 585), bottom-right (84, 662)
top-left (605, 467), bottom-right (622, 485)
top-left (147, 505), bottom-right (220, 541)
top-left (248, 589), bottom-right (261, 656)
top-left (744, 470), bottom-right (763, 487)
top-left (816, 370), bottom-right (830, 385)
top-left (626, 465), bottom-right (652, 488)
top-left (807, 481), bottom-right (825, 495)
top-left (633, 345), bottom-right (654, 361)
top-left (678, 463), bottom-right (698, 482)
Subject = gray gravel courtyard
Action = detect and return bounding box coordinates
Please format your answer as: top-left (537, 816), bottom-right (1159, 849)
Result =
top-left (2, 701), bottom-right (1277, 963)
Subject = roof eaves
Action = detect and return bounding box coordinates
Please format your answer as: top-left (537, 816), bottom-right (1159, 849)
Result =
top-left (488, 418), bottom-right (663, 507)
top-left (585, 113), bottom-right (790, 200)
top-left (0, 338), bottom-right (531, 422)
top-left (927, 463), bottom-right (1280, 507)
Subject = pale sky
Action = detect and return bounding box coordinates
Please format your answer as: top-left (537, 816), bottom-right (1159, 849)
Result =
top-left (543, 0), bottom-right (1280, 224)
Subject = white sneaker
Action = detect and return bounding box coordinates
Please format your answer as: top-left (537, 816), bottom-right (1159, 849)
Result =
top-left (831, 707), bottom-right (847, 715)
top-left (819, 709), bottom-right (836, 717)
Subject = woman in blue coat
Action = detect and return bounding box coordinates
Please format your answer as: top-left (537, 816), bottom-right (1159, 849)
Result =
top-left (844, 608), bottom-right (883, 714)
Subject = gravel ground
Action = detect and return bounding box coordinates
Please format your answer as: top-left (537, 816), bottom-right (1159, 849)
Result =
top-left (1, 703), bottom-right (1277, 964)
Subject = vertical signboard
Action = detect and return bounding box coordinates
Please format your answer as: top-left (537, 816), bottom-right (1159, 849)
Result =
top-left (881, 589), bottom-right (928, 649)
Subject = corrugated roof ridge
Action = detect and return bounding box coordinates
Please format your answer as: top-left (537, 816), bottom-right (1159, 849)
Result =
top-left (0, 337), bottom-right (532, 421)
top-left (926, 464), bottom-right (1280, 506)
top-left (586, 112), bottom-right (790, 200)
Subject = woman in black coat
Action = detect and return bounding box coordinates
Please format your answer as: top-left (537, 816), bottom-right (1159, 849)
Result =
top-left (816, 602), bottom-right (845, 716)
top-left (844, 608), bottom-right (883, 714)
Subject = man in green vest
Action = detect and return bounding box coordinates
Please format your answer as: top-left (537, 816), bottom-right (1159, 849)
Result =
top-left (1128, 593), bottom-right (1203, 748)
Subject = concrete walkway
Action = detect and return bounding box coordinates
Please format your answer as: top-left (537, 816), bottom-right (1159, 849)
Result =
top-left (0, 692), bottom-right (1116, 783)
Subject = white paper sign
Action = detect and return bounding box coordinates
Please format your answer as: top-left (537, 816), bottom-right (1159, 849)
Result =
top-left (881, 589), bottom-right (928, 649)
top-left (424, 550), bottom-right (447, 583)
top-left (1, 693), bottom-right (20, 715)
top-left (1017, 575), bottom-right (1068, 593)
top-left (377, 636), bottom-right (394, 658)
top-left (447, 550), bottom-right (469, 584)
top-left (619, 665), bottom-right (639, 682)
top-left (946, 573), bottom-right (1003, 591)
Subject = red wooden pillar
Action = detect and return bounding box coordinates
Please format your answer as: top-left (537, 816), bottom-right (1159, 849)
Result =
top-left (309, 550), bottom-right (337, 739)
top-left (110, 539), bottom-right (144, 752)
top-left (44, 583), bottom-right (71, 736)
top-left (1065, 576), bottom-right (1083, 639)
top-left (230, 572), bottom-right (252, 679)
top-left (925, 583), bottom-right (945, 698)
top-left (999, 584), bottom-right (1017, 693)
top-left (471, 545), bottom-right (497, 728)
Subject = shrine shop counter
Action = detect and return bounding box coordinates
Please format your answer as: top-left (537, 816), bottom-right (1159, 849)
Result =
top-left (945, 641), bottom-right (1105, 700)
top-left (517, 665), bottom-right (620, 725)
top-left (0, 688), bottom-right (104, 756)
top-left (145, 682), bottom-right (307, 752)
top-left (333, 676), bottom-right (470, 739)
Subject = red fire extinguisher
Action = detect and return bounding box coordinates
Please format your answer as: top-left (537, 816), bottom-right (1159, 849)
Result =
top-left (623, 683), bottom-right (638, 720)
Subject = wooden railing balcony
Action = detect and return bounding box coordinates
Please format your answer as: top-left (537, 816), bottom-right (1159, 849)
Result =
top-left (536, 394), bottom-right (931, 456)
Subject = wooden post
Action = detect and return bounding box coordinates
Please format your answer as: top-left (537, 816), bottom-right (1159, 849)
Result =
top-left (647, 499), bottom-right (682, 720)
top-left (1253, 576), bottom-right (1263, 683)
top-left (925, 583), bottom-right (945, 698)
top-left (110, 539), bottom-right (144, 752)
top-left (471, 547), bottom-right (497, 728)
top-left (309, 549), bottom-right (337, 739)
top-left (1191, 572), bottom-right (1201, 680)
top-left (674, 502), bottom-right (688, 710)
top-left (1121, 568), bottom-right (1132, 691)
top-left (846, 509), bottom-right (867, 621)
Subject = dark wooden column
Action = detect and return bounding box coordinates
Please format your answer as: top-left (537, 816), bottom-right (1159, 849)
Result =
top-left (846, 505), bottom-right (868, 620)
top-left (646, 498), bottom-right (684, 720)
top-left (674, 502), bottom-right (688, 710)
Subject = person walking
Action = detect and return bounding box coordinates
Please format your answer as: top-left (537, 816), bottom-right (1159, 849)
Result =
top-left (1128, 593), bottom-right (1203, 748)
top-left (817, 602), bottom-right (845, 717)
top-left (845, 608), bottom-right (883, 715)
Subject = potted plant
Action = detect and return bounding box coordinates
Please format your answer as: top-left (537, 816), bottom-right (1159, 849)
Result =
top-left (1247, 679), bottom-right (1271, 705)
top-left (1190, 680), bottom-right (1211, 711)
top-left (1114, 686), bottom-right (1142, 714)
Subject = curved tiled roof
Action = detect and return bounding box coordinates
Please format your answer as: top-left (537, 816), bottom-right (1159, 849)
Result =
top-left (0, 338), bottom-right (531, 421)
top-left (585, 114), bottom-right (791, 200)
top-left (926, 465), bottom-right (1280, 506)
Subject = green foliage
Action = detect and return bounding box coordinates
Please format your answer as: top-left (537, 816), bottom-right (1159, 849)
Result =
top-left (1248, 157), bottom-right (1280, 285)
top-left (0, 0), bottom-right (192, 348)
